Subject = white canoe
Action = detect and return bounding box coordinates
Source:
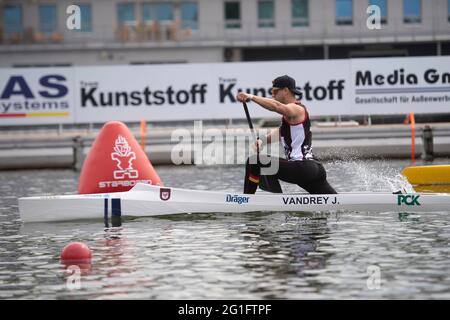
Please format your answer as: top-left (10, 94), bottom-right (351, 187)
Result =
top-left (18, 183), bottom-right (450, 223)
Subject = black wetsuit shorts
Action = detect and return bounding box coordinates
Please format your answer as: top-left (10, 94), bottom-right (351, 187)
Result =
top-left (244, 154), bottom-right (337, 194)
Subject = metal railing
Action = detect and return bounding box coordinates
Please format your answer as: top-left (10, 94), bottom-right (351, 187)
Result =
top-left (1, 18), bottom-right (449, 48)
top-left (1, 122), bottom-right (450, 170)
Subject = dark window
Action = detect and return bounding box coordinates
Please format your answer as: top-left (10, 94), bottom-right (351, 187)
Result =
top-left (118, 3), bottom-right (136, 25)
top-left (369, 0), bottom-right (387, 24)
top-left (142, 2), bottom-right (174, 24)
top-left (403, 0), bottom-right (421, 23)
top-left (181, 2), bottom-right (198, 30)
top-left (258, 0), bottom-right (275, 28)
top-left (225, 2), bottom-right (241, 29)
top-left (448, 0), bottom-right (450, 22)
top-left (3, 5), bottom-right (23, 36)
top-left (292, 0), bottom-right (309, 27)
top-left (39, 4), bottom-right (57, 34)
top-left (78, 4), bottom-right (92, 32)
top-left (336, 0), bottom-right (353, 25)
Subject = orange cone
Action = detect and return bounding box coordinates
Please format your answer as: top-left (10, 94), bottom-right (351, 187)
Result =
top-left (78, 121), bottom-right (162, 194)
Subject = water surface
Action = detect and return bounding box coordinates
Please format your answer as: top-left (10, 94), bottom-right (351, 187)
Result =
top-left (1, 158), bottom-right (450, 299)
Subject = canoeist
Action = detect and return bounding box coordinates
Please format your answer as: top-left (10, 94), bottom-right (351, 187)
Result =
top-left (236, 75), bottom-right (337, 195)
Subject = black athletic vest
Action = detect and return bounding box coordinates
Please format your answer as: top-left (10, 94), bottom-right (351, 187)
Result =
top-left (279, 103), bottom-right (313, 161)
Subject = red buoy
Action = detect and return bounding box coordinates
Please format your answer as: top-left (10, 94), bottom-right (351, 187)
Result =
top-left (61, 242), bottom-right (92, 262)
top-left (78, 121), bottom-right (162, 194)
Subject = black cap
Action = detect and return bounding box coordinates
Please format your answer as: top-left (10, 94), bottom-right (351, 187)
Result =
top-left (272, 75), bottom-right (302, 97)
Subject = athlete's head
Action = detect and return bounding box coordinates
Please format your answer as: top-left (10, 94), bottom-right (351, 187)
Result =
top-left (271, 75), bottom-right (303, 101)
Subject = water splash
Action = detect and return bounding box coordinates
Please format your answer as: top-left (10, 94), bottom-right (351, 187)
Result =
top-left (385, 174), bottom-right (415, 194)
top-left (327, 158), bottom-right (414, 193)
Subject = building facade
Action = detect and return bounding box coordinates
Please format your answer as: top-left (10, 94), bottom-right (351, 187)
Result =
top-left (0, 0), bottom-right (450, 67)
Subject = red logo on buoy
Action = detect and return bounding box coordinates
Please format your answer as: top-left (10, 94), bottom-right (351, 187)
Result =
top-left (160, 188), bottom-right (171, 201)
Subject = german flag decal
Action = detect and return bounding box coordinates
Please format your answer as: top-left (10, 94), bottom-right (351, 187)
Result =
top-left (249, 174), bottom-right (260, 184)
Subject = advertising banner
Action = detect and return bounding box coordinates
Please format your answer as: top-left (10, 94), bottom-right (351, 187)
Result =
top-left (74, 60), bottom-right (351, 122)
top-left (0, 68), bottom-right (75, 125)
top-left (350, 56), bottom-right (450, 115)
top-left (1, 56), bottom-right (449, 126)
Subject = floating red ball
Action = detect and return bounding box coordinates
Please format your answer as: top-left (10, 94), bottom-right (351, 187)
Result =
top-left (61, 242), bottom-right (92, 262)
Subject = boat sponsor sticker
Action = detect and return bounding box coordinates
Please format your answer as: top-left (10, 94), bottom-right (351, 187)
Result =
top-left (282, 196), bottom-right (338, 205)
top-left (397, 195), bottom-right (421, 206)
top-left (81, 194), bottom-right (110, 198)
top-left (99, 179), bottom-right (152, 189)
top-left (226, 194), bottom-right (249, 204)
top-left (160, 188), bottom-right (171, 201)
